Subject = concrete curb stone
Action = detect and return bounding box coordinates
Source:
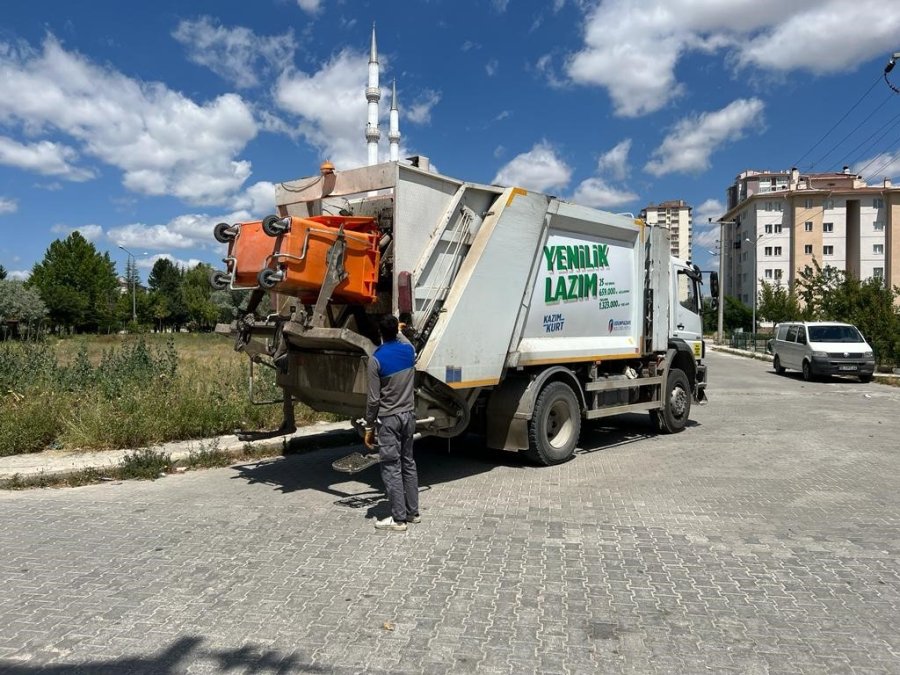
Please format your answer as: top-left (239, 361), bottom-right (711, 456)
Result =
top-left (0, 420), bottom-right (355, 483)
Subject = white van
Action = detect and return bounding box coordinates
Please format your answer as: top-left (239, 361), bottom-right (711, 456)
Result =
top-left (771, 322), bottom-right (875, 382)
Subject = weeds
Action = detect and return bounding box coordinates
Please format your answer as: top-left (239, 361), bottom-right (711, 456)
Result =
top-left (119, 448), bottom-right (173, 479)
top-left (186, 440), bottom-right (232, 469)
top-left (0, 334), bottom-right (336, 456)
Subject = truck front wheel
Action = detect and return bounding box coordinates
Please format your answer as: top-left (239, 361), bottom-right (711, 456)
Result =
top-left (526, 381), bottom-right (581, 466)
top-left (657, 368), bottom-right (691, 433)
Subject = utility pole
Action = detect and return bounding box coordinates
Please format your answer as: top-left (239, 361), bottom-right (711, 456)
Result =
top-left (710, 218), bottom-right (736, 344)
top-left (745, 234), bottom-right (764, 349)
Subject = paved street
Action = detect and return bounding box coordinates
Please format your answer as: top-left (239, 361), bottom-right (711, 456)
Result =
top-left (1, 350), bottom-right (899, 674)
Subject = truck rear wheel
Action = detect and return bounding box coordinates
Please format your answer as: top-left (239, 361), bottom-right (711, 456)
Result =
top-left (526, 381), bottom-right (580, 466)
top-left (658, 368), bottom-right (690, 433)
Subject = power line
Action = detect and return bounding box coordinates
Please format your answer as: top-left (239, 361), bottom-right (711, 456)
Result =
top-left (810, 91), bottom-right (893, 171)
top-left (856, 135), bottom-right (900, 178)
top-left (793, 74), bottom-right (882, 169)
top-left (844, 109), bottom-right (900, 168)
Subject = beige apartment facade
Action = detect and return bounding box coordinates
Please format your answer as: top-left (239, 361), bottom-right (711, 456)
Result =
top-left (718, 168), bottom-right (898, 306)
top-left (640, 200), bottom-right (693, 261)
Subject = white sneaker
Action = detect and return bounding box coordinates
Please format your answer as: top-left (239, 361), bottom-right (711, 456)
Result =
top-left (374, 516), bottom-right (407, 532)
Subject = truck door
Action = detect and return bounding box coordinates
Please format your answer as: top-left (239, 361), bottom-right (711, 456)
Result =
top-left (673, 266), bottom-right (703, 359)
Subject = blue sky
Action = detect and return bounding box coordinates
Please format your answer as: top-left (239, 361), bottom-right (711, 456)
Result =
top-left (1, 0), bottom-right (899, 281)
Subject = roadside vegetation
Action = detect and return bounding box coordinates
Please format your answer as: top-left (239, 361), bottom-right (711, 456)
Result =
top-left (0, 333), bottom-right (335, 457)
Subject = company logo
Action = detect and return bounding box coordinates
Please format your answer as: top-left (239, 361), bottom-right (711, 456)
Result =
top-left (608, 319), bottom-right (631, 333)
top-left (543, 314), bottom-right (565, 333)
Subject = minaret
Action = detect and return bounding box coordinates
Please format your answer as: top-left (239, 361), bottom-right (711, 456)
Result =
top-left (365, 23), bottom-right (381, 166)
top-left (389, 80), bottom-right (400, 162)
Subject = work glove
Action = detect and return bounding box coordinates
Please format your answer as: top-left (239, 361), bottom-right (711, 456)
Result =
top-left (364, 428), bottom-right (376, 450)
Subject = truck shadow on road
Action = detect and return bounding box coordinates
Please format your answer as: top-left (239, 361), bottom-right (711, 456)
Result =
top-left (0, 635), bottom-right (326, 674)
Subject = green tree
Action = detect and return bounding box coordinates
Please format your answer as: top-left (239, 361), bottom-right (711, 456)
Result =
top-left (723, 295), bottom-right (753, 333)
top-left (0, 264), bottom-right (7, 281)
top-left (148, 257), bottom-right (187, 331)
top-left (0, 279), bottom-right (48, 338)
top-left (795, 261), bottom-right (900, 365)
top-left (757, 280), bottom-right (801, 325)
top-left (27, 232), bottom-right (118, 333)
top-left (182, 263), bottom-right (220, 331)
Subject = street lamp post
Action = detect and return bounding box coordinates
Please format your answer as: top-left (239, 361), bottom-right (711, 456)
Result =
top-left (118, 245), bottom-right (137, 324)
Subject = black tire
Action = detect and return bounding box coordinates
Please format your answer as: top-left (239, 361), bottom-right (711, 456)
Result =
top-left (257, 268), bottom-right (282, 289)
top-left (859, 374), bottom-right (873, 383)
top-left (659, 368), bottom-right (691, 433)
top-left (802, 360), bottom-right (815, 382)
top-left (209, 270), bottom-right (230, 290)
top-left (525, 381), bottom-right (581, 466)
top-left (213, 222), bottom-right (235, 243)
top-left (773, 355), bottom-right (785, 375)
top-left (261, 214), bottom-right (287, 237)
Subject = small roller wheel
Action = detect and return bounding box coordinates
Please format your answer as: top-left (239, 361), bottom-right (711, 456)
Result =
top-left (209, 270), bottom-right (230, 290)
top-left (258, 268), bottom-right (282, 289)
top-left (214, 222), bottom-right (235, 243)
top-left (261, 215), bottom-right (288, 237)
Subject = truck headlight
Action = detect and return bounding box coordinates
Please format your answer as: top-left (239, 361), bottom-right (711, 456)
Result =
top-left (812, 351), bottom-right (828, 357)
top-left (864, 351), bottom-right (873, 358)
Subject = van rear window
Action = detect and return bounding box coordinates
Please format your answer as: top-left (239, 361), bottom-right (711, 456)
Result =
top-left (807, 326), bottom-right (863, 343)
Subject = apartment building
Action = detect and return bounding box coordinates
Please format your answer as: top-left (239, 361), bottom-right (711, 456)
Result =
top-left (640, 200), bottom-right (693, 261)
top-left (718, 168), bottom-right (898, 305)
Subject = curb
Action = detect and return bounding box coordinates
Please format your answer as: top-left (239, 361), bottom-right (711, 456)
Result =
top-left (0, 420), bottom-right (356, 484)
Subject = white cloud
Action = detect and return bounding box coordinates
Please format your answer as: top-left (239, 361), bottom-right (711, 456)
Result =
top-left (492, 0), bottom-right (510, 12)
top-left (694, 227), bottom-right (721, 252)
top-left (138, 253), bottom-right (206, 272)
top-left (571, 177), bottom-right (637, 209)
top-left (0, 36), bottom-right (258, 205)
top-left (485, 59), bottom-right (498, 77)
top-left (693, 198), bottom-right (726, 227)
top-left (596, 139), bottom-right (631, 181)
top-left (493, 141), bottom-right (572, 193)
top-left (855, 151), bottom-right (900, 182)
top-left (230, 181), bottom-right (276, 217)
top-left (275, 49), bottom-right (371, 168)
top-left (406, 90), bottom-right (441, 125)
top-left (645, 98), bottom-right (764, 176)
top-left (172, 17), bottom-right (295, 89)
top-left (0, 196), bottom-right (17, 214)
top-left (565, 0), bottom-right (900, 117)
top-left (7, 269), bottom-right (30, 280)
top-left (0, 136), bottom-right (94, 180)
top-left (50, 223), bottom-right (104, 242)
top-left (296, 0), bottom-right (322, 15)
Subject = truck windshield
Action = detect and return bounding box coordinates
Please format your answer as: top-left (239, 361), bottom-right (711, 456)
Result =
top-left (677, 271), bottom-right (699, 313)
top-left (807, 325), bottom-right (863, 343)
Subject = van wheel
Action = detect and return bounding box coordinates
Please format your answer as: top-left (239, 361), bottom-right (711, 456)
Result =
top-left (526, 382), bottom-right (580, 466)
top-left (659, 368), bottom-right (690, 433)
top-left (802, 360), bottom-right (815, 382)
top-left (773, 355), bottom-right (785, 375)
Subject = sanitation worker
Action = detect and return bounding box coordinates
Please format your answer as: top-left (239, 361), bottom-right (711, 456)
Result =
top-left (364, 314), bottom-right (420, 532)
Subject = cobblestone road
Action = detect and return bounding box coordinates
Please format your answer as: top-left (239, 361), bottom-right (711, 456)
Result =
top-left (2, 351), bottom-right (899, 674)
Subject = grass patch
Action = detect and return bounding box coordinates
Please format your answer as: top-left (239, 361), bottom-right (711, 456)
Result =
top-left (0, 334), bottom-right (337, 456)
top-left (119, 448), bottom-right (173, 480)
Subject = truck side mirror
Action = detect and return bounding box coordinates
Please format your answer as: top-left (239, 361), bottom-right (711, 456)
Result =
top-left (709, 272), bottom-right (719, 308)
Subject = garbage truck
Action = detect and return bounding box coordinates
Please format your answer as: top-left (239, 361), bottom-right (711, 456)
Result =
top-left (212, 159), bottom-right (715, 465)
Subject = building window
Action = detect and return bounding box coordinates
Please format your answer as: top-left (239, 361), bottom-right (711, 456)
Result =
top-left (824, 245), bottom-right (834, 255)
top-left (774, 269), bottom-right (783, 280)
top-left (874, 221), bottom-right (884, 231)
top-left (764, 246), bottom-right (772, 256)
top-left (824, 199), bottom-right (834, 210)
top-left (804, 244), bottom-right (813, 254)
top-left (764, 269), bottom-right (773, 279)
top-left (764, 223), bottom-right (772, 233)
top-left (823, 222), bottom-right (833, 233)
top-left (774, 246), bottom-right (782, 256)
top-left (874, 198), bottom-right (884, 209)
top-left (804, 198), bottom-right (813, 209)
top-left (774, 223), bottom-right (782, 233)
top-left (774, 201), bottom-right (782, 212)
top-left (874, 244), bottom-right (884, 255)
top-left (804, 221), bottom-right (813, 232)
top-left (804, 265), bottom-right (812, 274)
top-left (874, 267), bottom-right (884, 279)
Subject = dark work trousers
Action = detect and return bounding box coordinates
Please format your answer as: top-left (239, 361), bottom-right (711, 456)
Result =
top-left (377, 410), bottom-right (418, 522)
